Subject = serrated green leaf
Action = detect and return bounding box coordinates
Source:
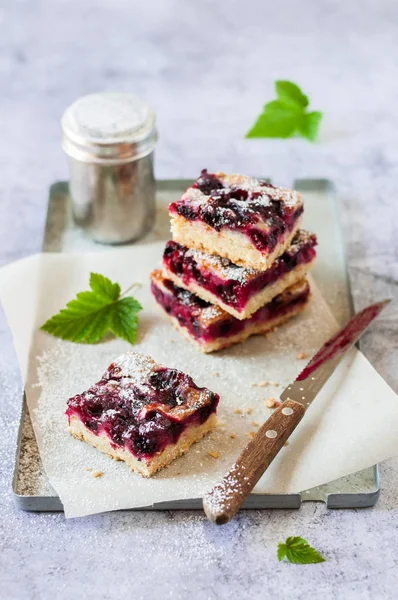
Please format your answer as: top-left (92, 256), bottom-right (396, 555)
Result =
top-left (245, 80), bottom-right (322, 142)
top-left (109, 297), bottom-right (142, 345)
top-left (40, 272), bottom-right (141, 345)
top-left (277, 536), bottom-right (325, 564)
top-left (298, 111), bottom-right (323, 142)
top-left (89, 272), bottom-right (121, 302)
top-left (40, 303), bottom-right (112, 343)
top-left (263, 99), bottom-right (303, 115)
top-left (275, 81), bottom-right (309, 108)
top-left (246, 101), bottom-right (299, 138)
top-left (62, 291), bottom-right (108, 316)
top-left (277, 543), bottom-right (287, 562)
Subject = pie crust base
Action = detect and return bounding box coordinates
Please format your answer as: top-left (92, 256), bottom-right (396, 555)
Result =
top-left (165, 297), bottom-right (309, 353)
top-left (163, 257), bottom-right (314, 320)
top-left (68, 413), bottom-right (217, 477)
top-left (170, 214), bottom-right (303, 271)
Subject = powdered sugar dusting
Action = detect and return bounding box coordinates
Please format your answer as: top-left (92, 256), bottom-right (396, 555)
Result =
top-left (110, 351), bottom-right (156, 381)
top-left (201, 304), bottom-right (224, 321)
top-left (204, 462), bottom-right (248, 519)
top-left (185, 229), bottom-right (316, 284)
top-left (182, 172), bottom-right (302, 212)
top-left (188, 247), bottom-right (258, 284)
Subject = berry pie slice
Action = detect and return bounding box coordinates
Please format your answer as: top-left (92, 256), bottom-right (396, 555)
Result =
top-left (151, 270), bottom-right (311, 353)
top-left (66, 353), bottom-right (219, 477)
top-left (162, 230), bottom-right (317, 320)
top-left (169, 170), bottom-right (304, 270)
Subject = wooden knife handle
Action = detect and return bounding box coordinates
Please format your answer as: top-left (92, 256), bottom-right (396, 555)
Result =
top-left (203, 400), bottom-right (306, 525)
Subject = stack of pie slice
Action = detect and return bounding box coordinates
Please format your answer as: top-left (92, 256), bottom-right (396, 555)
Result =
top-left (151, 170), bottom-right (317, 353)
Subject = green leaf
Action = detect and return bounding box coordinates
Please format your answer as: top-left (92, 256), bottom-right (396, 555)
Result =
top-left (89, 272), bottom-right (121, 302)
top-left (277, 537), bottom-right (325, 564)
top-left (275, 80), bottom-right (309, 109)
top-left (40, 273), bottom-right (142, 345)
top-left (40, 305), bottom-right (112, 343)
top-left (246, 101), bottom-right (299, 138)
top-left (263, 99), bottom-right (302, 116)
top-left (109, 296), bottom-right (142, 345)
top-left (245, 80), bottom-right (322, 142)
top-left (298, 111), bottom-right (323, 142)
top-left (277, 544), bottom-right (287, 562)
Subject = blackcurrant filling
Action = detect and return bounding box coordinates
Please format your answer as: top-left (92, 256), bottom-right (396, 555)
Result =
top-left (192, 169), bottom-right (224, 195)
top-left (163, 232), bottom-right (316, 311)
top-left (151, 276), bottom-right (310, 345)
top-left (66, 363), bottom-right (219, 460)
top-left (169, 170), bottom-right (303, 253)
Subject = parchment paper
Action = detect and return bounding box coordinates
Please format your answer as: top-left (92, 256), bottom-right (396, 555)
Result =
top-left (1, 242), bottom-right (398, 518)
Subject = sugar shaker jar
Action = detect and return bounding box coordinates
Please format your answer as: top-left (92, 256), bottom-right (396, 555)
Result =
top-left (61, 92), bottom-right (158, 244)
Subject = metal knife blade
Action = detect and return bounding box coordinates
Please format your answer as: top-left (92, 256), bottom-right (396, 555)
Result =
top-left (280, 298), bottom-right (390, 407)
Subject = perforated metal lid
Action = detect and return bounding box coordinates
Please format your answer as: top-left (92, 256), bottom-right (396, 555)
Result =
top-left (61, 92), bottom-right (157, 163)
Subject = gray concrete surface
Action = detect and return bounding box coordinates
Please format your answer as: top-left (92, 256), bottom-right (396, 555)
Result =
top-left (1, 1), bottom-right (397, 598)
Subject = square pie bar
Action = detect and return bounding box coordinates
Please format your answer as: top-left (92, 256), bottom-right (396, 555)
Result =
top-left (162, 230), bottom-right (317, 320)
top-left (151, 270), bottom-right (311, 353)
top-left (66, 353), bottom-right (219, 477)
top-left (169, 170), bottom-right (304, 270)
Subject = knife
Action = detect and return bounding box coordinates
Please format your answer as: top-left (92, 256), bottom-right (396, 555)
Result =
top-left (203, 298), bottom-right (390, 525)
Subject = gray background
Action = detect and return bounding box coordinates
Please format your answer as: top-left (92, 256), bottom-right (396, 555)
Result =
top-left (1, 0), bottom-right (398, 598)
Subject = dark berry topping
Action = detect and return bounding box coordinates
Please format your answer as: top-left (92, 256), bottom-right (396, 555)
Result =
top-left (192, 169), bottom-right (224, 195)
top-left (151, 272), bottom-right (311, 348)
top-left (66, 354), bottom-right (219, 460)
top-left (162, 232), bottom-right (317, 313)
top-left (169, 172), bottom-right (303, 254)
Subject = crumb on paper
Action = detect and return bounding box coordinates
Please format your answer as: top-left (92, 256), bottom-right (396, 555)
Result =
top-left (271, 381), bottom-right (279, 387)
top-left (248, 432), bottom-right (256, 439)
top-left (246, 407), bottom-right (252, 415)
top-left (250, 382), bottom-right (257, 387)
top-left (252, 421), bottom-right (258, 427)
top-left (234, 408), bottom-right (242, 415)
top-left (258, 381), bottom-right (268, 387)
top-left (297, 352), bottom-right (307, 360)
top-left (212, 371), bottom-right (219, 377)
top-left (84, 467), bottom-right (93, 472)
top-left (230, 433), bottom-right (236, 439)
top-left (210, 435), bottom-right (217, 441)
top-left (92, 470), bottom-right (104, 479)
top-left (208, 451), bottom-right (219, 459)
top-left (284, 441), bottom-right (289, 447)
top-left (264, 397), bottom-right (280, 408)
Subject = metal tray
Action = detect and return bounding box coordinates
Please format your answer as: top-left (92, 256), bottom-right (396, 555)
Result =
top-left (12, 178), bottom-right (380, 511)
